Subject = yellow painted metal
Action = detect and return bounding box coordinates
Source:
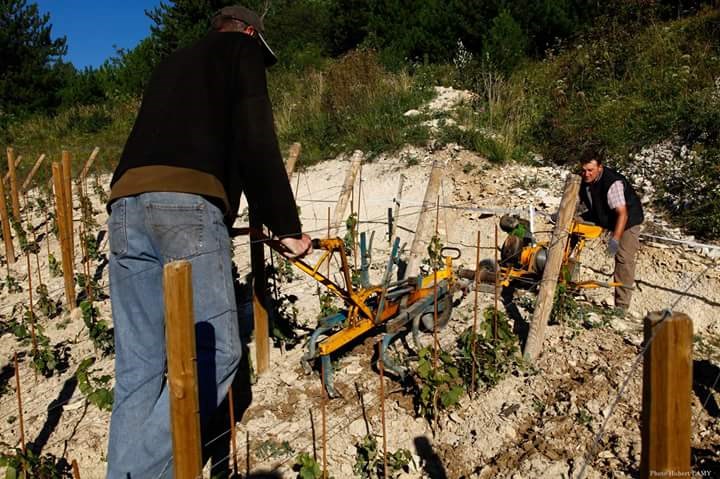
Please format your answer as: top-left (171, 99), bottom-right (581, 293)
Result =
top-left (317, 261), bottom-right (456, 356)
top-left (572, 222), bottom-right (603, 239)
top-left (494, 220), bottom-right (609, 289)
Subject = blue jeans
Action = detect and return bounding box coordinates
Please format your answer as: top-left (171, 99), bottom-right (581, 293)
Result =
top-left (106, 192), bottom-right (241, 479)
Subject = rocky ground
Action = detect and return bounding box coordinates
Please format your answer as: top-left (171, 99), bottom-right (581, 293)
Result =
top-left (0, 87), bottom-right (718, 478)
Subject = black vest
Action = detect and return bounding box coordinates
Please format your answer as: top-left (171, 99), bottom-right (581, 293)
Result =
top-left (579, 167), bottom-right (644, 230)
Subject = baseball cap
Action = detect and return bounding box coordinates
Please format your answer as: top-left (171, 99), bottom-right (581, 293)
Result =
top-left (211, 5), bottom-right (278, 66)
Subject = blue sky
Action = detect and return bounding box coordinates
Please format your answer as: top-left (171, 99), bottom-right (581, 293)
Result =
top-left (35, 0), bottom-right (162, 69)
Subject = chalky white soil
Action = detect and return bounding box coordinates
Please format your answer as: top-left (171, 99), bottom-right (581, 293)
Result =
top-left (0, 87), bottom-right (718, 478)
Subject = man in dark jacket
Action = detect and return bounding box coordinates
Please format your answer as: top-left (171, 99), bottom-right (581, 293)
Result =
top-left (105, 6), bottom-right (311, 477)
top-left (578, 151), bottom-right (644, 313)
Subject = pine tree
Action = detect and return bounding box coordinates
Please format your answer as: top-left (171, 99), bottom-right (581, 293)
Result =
top-left (0, 0), bottom-right (67, 122)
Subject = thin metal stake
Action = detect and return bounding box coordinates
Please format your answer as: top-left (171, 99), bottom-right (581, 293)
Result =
top-left (494, 223), bottom-right (499, 340)
top-left (378, 341), bottom-right (388, 479)
top-left (321, 361), bottom-right (328, 479)
top-left (14, 352), bottom-right (26, 453)
top-left (471, 231), bottom-right (481, 396)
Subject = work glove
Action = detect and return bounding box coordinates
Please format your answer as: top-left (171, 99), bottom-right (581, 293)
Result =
top-left (606, 238), bottom-right (619, 257)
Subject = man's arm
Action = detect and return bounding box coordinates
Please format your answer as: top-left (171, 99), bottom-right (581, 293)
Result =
top-left (231, 40), bottom-right (303, 240)
top-left (612, 205), bottom-right (628, 241)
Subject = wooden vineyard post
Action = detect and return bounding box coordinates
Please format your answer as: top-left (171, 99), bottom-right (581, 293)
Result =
top-left (0, 173), bottom-right (15, 264)
top-left (71, 459), bottom-right (81, 479)
top-left (641, 312), bottom-right (692, 478)
top-left (404, 160), bottom-right (444, 279)
top-left (61, 150), bottom-right (75, 263)
top-left (330, 150), bottom-right (363, 236)
top-left (3, 154), bottom-right (22, 183)
top-left (80, 147), bottom-right (100, 180)
top-left (228, 386), bottom-right (238, 475)
top-left (285, 142), bottom-right (301, 177)
top-left (52, 162), bottom-right (76, 308)
top-left (249, 209), bottom-right (270, 375)
top-left (6, 147), bottom-right (21, 221)
top-left (523, 174), bottom-right (580, 361)
top-left (21, 154), bottom-right (46, 192)
top-left (163, 260), bottom-right (203, 479)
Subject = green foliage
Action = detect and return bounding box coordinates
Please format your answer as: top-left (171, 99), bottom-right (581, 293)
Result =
top-left (272, 50), bottom-right (432, 166)
top-left (256, 439), bottom-right (294, 461)
top-left (48, 253), bottom-right (61, 278)
top-left (0, 0), bottom-right (67, 125)
top-left (0, 448), bottom-right (71, 479)
top-left (550, 284), bottom-right (615, 331)
top-left (75, 357), bottom-right (114, 411)
top-left (317, 290), bottom-right (340, 321)
top-left (343, 212), bottom-right (358, 254)
top-left (92, 174), bottom-right (109, 204)
top-left (1, 274), bottom-right (22, 294)
top-left (457, 307), bottom-right (522, 392)
top-left (35, 283), bottom-right (61, 319)
top-left (353, 434), bottom-right (412, 478)
top-left (76, 273), bottom-right (101, 297)
top-left (483, 10), bottom-right (527, 76)
top-left (656, 147), bottom-right (720, 239)
top-left (425, 235), bottom-right (444, 271)
top-left (293, 452), bottom-right (327, 479)
top-left (413, 347), bottom-right (464, 420)
top-left (82, 231), bottom-right (101, 262)
top-left (80, 300), bottom-right (114, 355)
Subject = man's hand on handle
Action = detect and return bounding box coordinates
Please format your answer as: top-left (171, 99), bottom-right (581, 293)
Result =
top-left (278, 234), bottom-right (313, 259)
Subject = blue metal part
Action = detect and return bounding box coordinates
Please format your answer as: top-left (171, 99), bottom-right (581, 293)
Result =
top-left (375, 237), bottom-right (401, 323)
top-left (301, 312), bottom-right (345, 373)
top-left (360, 232), bottom-right (370, 287)
top-left (380, 331), bottom-right (407, 379)
top-left (321, 354), bottom-right (336, 397)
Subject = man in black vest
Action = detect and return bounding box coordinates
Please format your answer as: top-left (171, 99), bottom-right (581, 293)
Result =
top-left (578, 152), bottom-right (644, 313)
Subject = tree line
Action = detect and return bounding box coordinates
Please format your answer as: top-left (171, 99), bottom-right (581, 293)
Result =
top-left (1, 0), bottom-right (713, 127)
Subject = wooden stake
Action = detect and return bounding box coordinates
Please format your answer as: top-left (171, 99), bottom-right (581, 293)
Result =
top-left (432, 196), bottom-right (440, 368)
top-left (327, 207), bottom-right (331, 277)
top-left (641, 312), bottom-right (692, 478)
top-left (163, 260), bottom-right (203, 479)
top-left (471, 231), bottom-right (480, 396)
top-left (61, 151), bottom-right (74, 264)
top-left (25, 252), bottom-right (39, 368)
top-left (378, 341), bottom-right (388, 479)
top-left (3, 154), bottom-right (22, 183)
top-left (285, 142), bottom-right (301, 177)
top-left (71, 459), bottom-right (81, 479)
top-left (6, 147), bottom-right (21, 221)
top-left (389, 175), bottom-right (405, 243)
top-left (14, 352), bottom-right (26, 453)
top-left (523, 174), bottom-right (581, 361)
top-left (27, 194), bottom-right (42, 287)
top-left (331, 150), bottom-right (363, 236)
top-left (80, 147), bottom-right (100, 180)
top-left (404, 160), bottom-right (444, 279)
top-left (0, 173), bottom-right (15, 264)
top-left (249, 210), bottom-right (269, 375)
top-left (228, 386), bottom-right (238, 475)
top-left (21, 154), bottom-right (46, 192)
top-left (52, 162), bottom-right (75, 308)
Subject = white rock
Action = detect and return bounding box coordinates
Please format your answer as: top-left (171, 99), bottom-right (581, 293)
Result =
top-left (404, 109), bottom-right (421, 117)
top-left (348, 418), bottom-right (367, 438)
